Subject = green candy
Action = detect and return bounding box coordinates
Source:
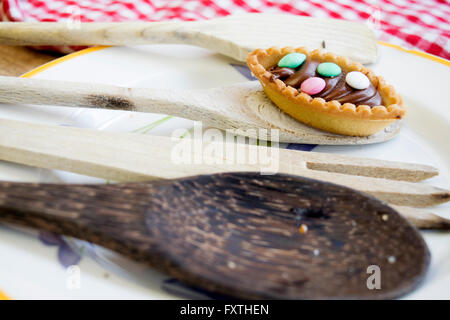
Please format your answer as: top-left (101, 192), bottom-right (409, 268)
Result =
top-left (277, 53), bottom-right (306, 68)
top-left (317, 62), bottom-right (341, 77)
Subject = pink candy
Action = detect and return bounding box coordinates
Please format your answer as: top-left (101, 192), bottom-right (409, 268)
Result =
top-left (300, 77), bottom-right (326, 95)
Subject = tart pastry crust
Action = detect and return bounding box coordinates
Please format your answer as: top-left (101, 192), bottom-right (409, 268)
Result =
top-left (247, 47), bottom-right (405, 136)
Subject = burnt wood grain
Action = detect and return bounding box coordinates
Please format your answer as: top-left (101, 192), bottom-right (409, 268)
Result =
top-left (0, 172), bottom-right (429, 299)
top-left (86, 94), bottom-right (135, 110)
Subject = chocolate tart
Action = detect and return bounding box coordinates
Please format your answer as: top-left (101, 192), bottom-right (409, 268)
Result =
top-left (247, 47), bottom-right (405, 136)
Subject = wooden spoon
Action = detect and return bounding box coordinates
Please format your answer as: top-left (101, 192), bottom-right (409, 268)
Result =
top-left (0, 76), bottom-right (400, 144)
top-left (0, 172), bottom-right (429, 299)
top-left (0, 14), bottom-right (378, 63)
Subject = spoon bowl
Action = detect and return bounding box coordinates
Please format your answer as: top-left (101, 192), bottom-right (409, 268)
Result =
top-left (218, 81), bottom-right (402, 144)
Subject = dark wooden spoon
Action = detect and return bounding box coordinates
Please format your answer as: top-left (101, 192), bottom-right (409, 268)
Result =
top-left (0, 172), bottom-right (429, 299)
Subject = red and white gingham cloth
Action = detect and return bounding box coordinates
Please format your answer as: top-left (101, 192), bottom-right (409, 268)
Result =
top-left (1, 0), bottom-right (449, 59)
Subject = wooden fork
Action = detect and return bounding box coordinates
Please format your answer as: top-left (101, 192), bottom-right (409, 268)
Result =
top-left (0, 119), bottom-right (448, 229)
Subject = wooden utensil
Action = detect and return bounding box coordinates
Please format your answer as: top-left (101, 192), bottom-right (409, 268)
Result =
top-left (0, 172), bottom-right (429, 299)
top-left (0, 46), bottom-right (59, 77)
top-left (391, 206), bottom-right (450, 230)
top-left (0, 76), bottom-right (401, 145)
top-left (1, 119), bottom-right (449, 229)
top-left (0, 14), bottom-right (378, 63)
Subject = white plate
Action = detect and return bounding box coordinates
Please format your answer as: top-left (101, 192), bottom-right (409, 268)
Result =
top-left (0, 43), bottom-right (448, 299)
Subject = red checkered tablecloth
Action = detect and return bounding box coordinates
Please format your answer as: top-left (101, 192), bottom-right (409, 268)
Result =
top-left (1, 0), bottom-right (449, 59)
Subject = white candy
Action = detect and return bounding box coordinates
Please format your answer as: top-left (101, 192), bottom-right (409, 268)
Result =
top-left (345, 71), bottom-right (370, 90)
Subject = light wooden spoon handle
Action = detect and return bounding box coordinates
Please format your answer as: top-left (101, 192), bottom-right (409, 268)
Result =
top-left (0, 75), bottom-right (224, 120)
top-left (0, 22), bottom-right (193, 46)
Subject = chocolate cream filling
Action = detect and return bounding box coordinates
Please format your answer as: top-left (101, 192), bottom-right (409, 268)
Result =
top-left (269, 59), bottom-right (382, 107)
